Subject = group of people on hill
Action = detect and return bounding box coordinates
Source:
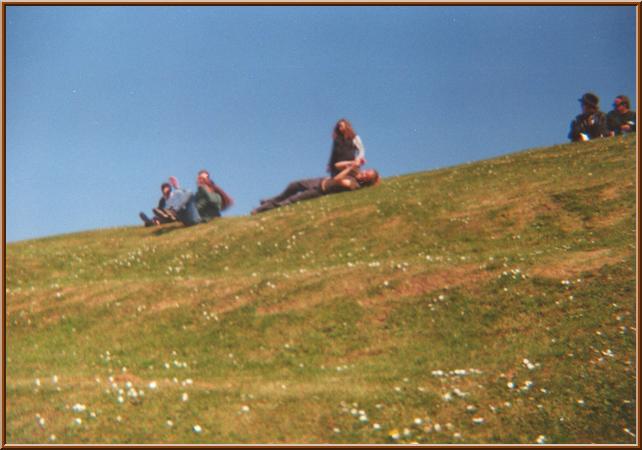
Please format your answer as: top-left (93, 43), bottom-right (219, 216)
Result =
top-left (569, 92), bottom-right (636, 142)
top-left (139, 170), bottom-right (234, 227)
top-left (139, 118), bottom-right (380, 227)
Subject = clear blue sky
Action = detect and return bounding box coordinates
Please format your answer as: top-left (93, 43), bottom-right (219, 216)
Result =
top-left (5, 5), bottom-right (637, 242)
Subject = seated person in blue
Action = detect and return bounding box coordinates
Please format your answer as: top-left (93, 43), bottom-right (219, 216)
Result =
top-left (607, 95), bottom-right (636, 136)
top-left (164, 176), bottom-right (203, 226)
top-left (252, 161), bottom-right (380, 214)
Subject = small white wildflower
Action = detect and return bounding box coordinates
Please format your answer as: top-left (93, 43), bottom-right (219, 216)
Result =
top-left (466, 405), bottom-right (477, 412)
top-left (52, 375), bottom-right (59, 384)
top-left (166, 420), bottom-right (174, 428)
top-left (49, 434), bottom-right (56, 442)
top-left (472, 417), bottom-right (485, 425)
top-left (414, 418), bottom-right (423, 426)
top-left (73, 418), bottom-right (82, 425)
top-left (240, 405), bottom-right (250, 413)
top-left (577, 399), bottom-right (585, 406)
top-left (148, 381), bottom-right (158, 390)
top-left (507, 381), bottom-right (515, 389)
top-left (72, 403), bottom-right (86, 413)
top-left (182, 393), bottom-right (189, 402)
top-left (442, 392), bottom-right (453, 401)
top-left (333, 427), bottom-right (341, 433)
top-left (359, 414), bottom-right (368, 423)
top-left (34, 378), bottom-right (41, 387)
top-left (117, 396), bottom-right (124, 404)
top-left (536, 435), bottom-right (547, 444)
top-left (373, 423), bottom-right (381, 430)
top-left (433, 423), bottom-right (442, 432)
top-left (193, 424), bottom-right (202, 433)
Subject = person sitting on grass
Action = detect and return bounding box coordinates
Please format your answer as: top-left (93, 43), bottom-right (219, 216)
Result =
top-left (139, 182), bottom-right (178, 227)
top-left (164, 176), bottom-right (203, 226)
top-left (252, 161), bottom-right (380, 214)
top-left (607, 95), bottom-right (636, 136)
top-left (568, 92), bottom-right (608, 142)
top-left (327, 118), bottom-right (366, 177)
top-left (195, 169), bottom-right (234, 222)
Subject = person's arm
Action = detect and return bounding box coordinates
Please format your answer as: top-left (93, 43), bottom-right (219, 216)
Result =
top-left (334, 160), bottom-right (359, 171)
top-left (623, 112), bottom-right (636, 132)
top-left (353, 135), bottom-right (365, 163)
top-left (569, 118), bottom-right (584, 142)
top-left (333, 161), bottom-right (360, 181)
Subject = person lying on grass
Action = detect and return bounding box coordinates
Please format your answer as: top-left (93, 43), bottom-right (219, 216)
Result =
top-left (251, 161), bottom-right (380, 214)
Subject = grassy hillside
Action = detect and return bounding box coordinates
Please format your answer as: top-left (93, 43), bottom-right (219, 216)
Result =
top-left (5, 134), bottom-right (637, 444)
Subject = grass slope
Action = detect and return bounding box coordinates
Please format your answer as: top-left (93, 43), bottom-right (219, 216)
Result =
top-left (5, 134), bottom-right (637, 444)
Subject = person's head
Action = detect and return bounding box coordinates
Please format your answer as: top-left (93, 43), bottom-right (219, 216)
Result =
top-left (161, 182), bottom-right (172, 198)
top-left (579, 92), bottom-right (600, 113)
top-left (197, 169), bottom-right (216, 190)
top-left (333, 118), bottom-right (356, 141)
top-left (356, 168), bottom-right (380, 187)
top-left (613, 95), bottom-right (630, 113)
top-left (197, 169), bottom-right (210, 183)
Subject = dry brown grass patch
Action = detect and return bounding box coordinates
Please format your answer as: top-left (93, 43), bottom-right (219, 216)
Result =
top-left (529, 249), bottom-right (628, 279)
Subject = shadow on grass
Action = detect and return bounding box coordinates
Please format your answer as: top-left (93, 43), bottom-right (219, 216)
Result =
top-left (151, 223), bottom-right (188, 236)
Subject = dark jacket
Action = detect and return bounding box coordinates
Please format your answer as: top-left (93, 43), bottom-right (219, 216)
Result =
top-left (195, 186), bottom-right (222, 222)
top-left (328, 137), bottom-right (358, 176)
top-left (568, 111), bottom-right (608, 142)
top-left (606, 109), bottom-right (636, 135)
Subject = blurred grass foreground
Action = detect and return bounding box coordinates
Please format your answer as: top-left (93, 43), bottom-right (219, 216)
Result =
top-left (5, 133), bottom-right (637, 444)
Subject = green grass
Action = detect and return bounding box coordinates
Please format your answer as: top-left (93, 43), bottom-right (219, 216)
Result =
top-left (5, 134), bottom-right (637, 444)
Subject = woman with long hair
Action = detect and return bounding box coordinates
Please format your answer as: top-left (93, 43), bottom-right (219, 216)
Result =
top-left (195, 170), bottom-right (234, 221)
top-left (327, 118), bottom-right (366, 177)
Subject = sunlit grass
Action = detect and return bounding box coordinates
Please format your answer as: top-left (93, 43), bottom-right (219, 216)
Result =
top-left (5, 134), bottom-right (636, 443)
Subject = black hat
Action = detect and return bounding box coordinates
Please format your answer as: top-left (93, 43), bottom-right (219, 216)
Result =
top-left (578, 92), bottom-right (600, 108)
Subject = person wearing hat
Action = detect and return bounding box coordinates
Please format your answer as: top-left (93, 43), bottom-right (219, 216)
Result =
top-left (568, 92), bottom-right (608, 142)
top-left (607, 95), bottom-right (636, 136)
